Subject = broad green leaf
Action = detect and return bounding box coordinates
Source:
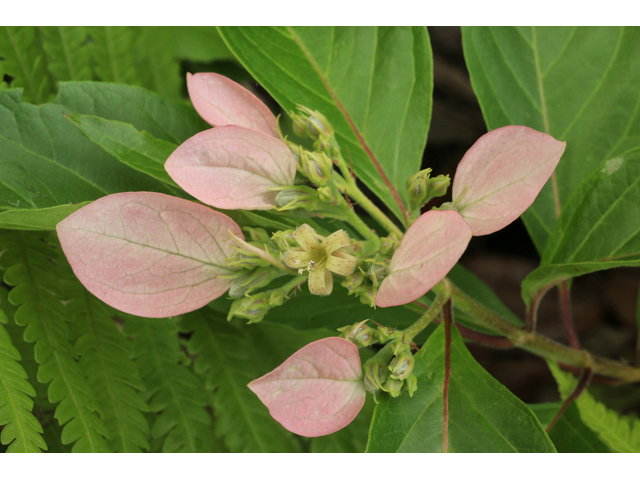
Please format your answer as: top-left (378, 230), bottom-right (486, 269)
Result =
top-left (463, 27), bottom-right (640, 252)
top-left (0, 82), bottom-right (207, 210)
top-left (0, 203), bottom-right (90, 230)
top-left (548, 360), bottom-right (640, 453)
top-left (218, 26), bottom-right (433, 224)
top-left (133, 27), bottom-right (181, 100)
top-left (88, 27), bottom-right (138, 85)
top-left (530, 402), bottom-right (610, 453)
top-left (67, 114), bottom-right (180, 189)
top-left (39, 27), bottom-right (92, 82)
top-left (172, 27), bottom-right (235, 62)
top-left (0, 26), bottom-right (56, 104)
top-left (521, 149), bottom-right (640, 305)
top-left (366, 324), bottom-right (555, 452)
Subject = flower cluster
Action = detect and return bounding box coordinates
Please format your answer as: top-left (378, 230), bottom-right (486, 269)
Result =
top-left (56, 72), bottom-right (566, 439)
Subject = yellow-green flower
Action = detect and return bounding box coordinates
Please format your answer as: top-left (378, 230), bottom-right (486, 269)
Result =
top-left (283, 224), bottom-right (357, 295)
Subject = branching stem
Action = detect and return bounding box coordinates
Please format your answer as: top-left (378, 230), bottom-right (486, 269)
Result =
top-left (401, 282), bottom-right (451, 341)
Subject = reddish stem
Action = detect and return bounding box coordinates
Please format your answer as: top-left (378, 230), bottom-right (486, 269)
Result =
top-left (442, 298), bottom-right (453, 453)
top-left (546, 368), bottom-right (593, 432)
top-left (559, 281), bottom-right (580, 349)
top-left (527, 280), bottom-right (560, 332)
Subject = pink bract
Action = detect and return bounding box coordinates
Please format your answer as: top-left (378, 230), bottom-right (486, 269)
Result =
top-left (187, 72), bottom-right (279, 137)
top-left (165, 125), bottom-right (297, 210)
top-left (375, 210), bottom-right (472, 308)
top-left (57, 192), bottom-right (243, 318)
top-left (452, 125), bottom-right (566, 236)
top-left (248, 337), bottom-right (366, 437)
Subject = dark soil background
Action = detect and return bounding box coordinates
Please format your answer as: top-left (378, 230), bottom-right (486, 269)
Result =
top-left (426, 27), bottom-right (640, 412)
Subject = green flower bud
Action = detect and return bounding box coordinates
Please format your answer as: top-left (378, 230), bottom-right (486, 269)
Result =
top-left (291, 114), bottom-right (309, 139)
top-left (341, 272), bottom-right (365, 294)
top-left (268, 289), bottom-right (286, 307)
top-left (427, 174), bottom-right (450, 200)
top-left (364, 374), bottom-right (379, 394)
top-left (383, 377), bottom-right (404, 398)
top-left (389, 352), bottom-right (415, 380)
top-left (299, 150), bottom-right (333, 186)
top-left (226, 251), bottom-right (272, 270)
top-left (367, 261), bottom-right (388, 287)
top-left (317, 186), bottom-right (333, 203)
top-left (227, 269), bottom-right (278, 298)
top-left (299, 106), bottom-right (334, 139)
top-left (364, 357), bottom-right (389, 393)
top-left (359, 286), bottom-right (376, 308)
top-left (389, 338), bottom-right (411, 357)
top-left (403, 374), bottom-right (418, 397)
top-left (406, 168), bottom-right (432, 208)
top-left (275, 189), bottom-right (313, 209)
top-left (227, 293), bottom-right (269, 323)
top-left (380, 235), bottom-right (400, 256)
top-left (272, 230), bottom-right (297, 251)
top-left (338, 320), bottom-right (376, 347)
top-left (313, 136), bottom-right (332, 155)
top-left (375, 326), bottom-right (397, 343)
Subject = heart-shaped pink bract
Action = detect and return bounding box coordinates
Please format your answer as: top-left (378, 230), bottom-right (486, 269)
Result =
top-left (248, 337), bottom-right (366, 437)
top-left (165, 125), bottom-right (297, 210)
top-left (375, 210), bottom-right (472, 308)
top-left (452, 125), bottom-right (566, 236)
top-left (187, 72), bottom-right (279, 137)
top-left (57, 192), bottom-right (243, 318)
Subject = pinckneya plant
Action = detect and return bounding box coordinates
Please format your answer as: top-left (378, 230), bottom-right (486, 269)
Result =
top-left (57, 72), bottom-right (564, 437)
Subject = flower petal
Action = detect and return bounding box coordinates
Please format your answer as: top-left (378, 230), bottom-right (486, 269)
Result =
top-left (452, 125), bottom-right (566, 236)
top-left (309, 267), bottom-right (333, 296)
top-left (57, 192), bottom-right (243, 318)
top-left (282, 248), bottom-right (312, 269)
top-left (375, 210), bottom-right (472, 307)
top-left (165, 125), bottom-right (296, 210)
top-left (293, 224), bottom-right (321, 253)
top-left (248, 337), bottom-right (365, 437)
top-left (326, 250), bottom-right (357, 277)
top-left (187, 72), bottom-right (278, 137)
top-left (321, 230), bottom-right (350, 256)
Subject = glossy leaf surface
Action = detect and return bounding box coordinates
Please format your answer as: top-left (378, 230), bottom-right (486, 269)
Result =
top-left (165, 125), bottom-right (296, 210)
top-left (453, 126), bottom-right (565, 236)
top-left (376, 210), bottom-right (472, 307)
top-left (367, 325), bottom-right (555, 452)
top-left (57, 192), bottom-right (242, 318)
top-left (219, 26), bottom-right (433, 222)
top-left (248, 337), bottom-right (365, 437)
top-left (521, 149), bottom-right (640, 305)
top-left (463, 27), bottom-right (640, 251)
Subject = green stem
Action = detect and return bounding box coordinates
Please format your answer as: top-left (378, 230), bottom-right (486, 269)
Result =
top-left (441, 281), bottom-right (640, 383)
top-left (280, 274), bottom-right (308, 295)
top-left (402, 282), bottom-right (451, 341)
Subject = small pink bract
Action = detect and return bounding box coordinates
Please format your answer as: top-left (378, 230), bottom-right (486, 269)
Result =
top-left (165, 125), bottom-right (296, 210)
top-left (57, 192), bottom-right (243, 318)
top-left (248, 337), bottom-right (366, 437)
top-left (187, 72), bottom-right (279, 137)
top-left (375, 210), bottom-right (472, 307)
top-left (452, 125), bottom-right (566, 236)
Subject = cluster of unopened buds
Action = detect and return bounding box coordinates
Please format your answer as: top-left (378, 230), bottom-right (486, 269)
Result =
top-left (56, 72), bottom-right (566, 437)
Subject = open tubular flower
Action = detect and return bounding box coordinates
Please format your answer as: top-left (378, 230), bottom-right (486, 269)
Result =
top-left (283, 224), bottom-right (356, 296)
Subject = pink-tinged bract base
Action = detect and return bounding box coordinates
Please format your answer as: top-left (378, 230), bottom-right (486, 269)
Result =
top-left (165, 125), bottom-right (296, 210)
top-left (187, 72), bottom-right (279, 137)
top-left (452, 125), bottom-right (566, 236)
top-left (248, 337), bottom-right (366, 437)
top-left (56, 192), bottom-right (243, 318)
top-left (376, 210), bottom-right (472, 307)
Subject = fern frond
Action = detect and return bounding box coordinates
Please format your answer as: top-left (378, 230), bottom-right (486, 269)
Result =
top-left (87, 26), bottom-right (138, 84)
top-left (133, 27), bottom-right (181, 99)
top-left (0, 231), bottom-right (110, 452)
top-left (549, 360), bottom-right (640, 452)
top-left (0, 26), bottom-right (56, 103)
top-left (181, 311), bottom-right (302, 453)
top-left (69, 287), bottom-right (150, 452)
top-left (0, 306), bottom-right (47, 452)
top-left (122, 315), bottom-right (214, 452)
top-left (39, 26), bottom-right (92, 81)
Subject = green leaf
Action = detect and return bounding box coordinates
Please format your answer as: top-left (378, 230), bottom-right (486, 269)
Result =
top-left (69, 288), bottom-right (150, 452)
top-left (181, 311), bottom-right (302, 452)
top-left (132, 27), bottom-right (181, 100)
top-left (521, 148), bottom-right (640, 305)
top-left (0, 311), bottom-right (47, 452)
top-left (39, 27), bottom-right (92, 82)
top-left (88, 27), bottom-right (138, 85)
top-left (67, 114), bottom-right (181, 190)
top-left (0, 230), bottom-right (110, 452)
top-left (173, 27), bottom-right (235, 62)
top-left (366, 324), bottom-right (555, 452)
top-left (122, 315), bottom-right (214, 453)
top-left (0, 26), bottom-right (56, 104)
top-left (0, 203), bottom-right (90, 230)
top-left (530, 402), bottom-right (610, 453)
top-left (0, 82), bottom-right (207, 210)
top-left (548, 360), bottom-right (640, 452)
top-left (218, 26), bottom-right (433, 224)
top-left (463, 27), bottom-right (640, 252)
